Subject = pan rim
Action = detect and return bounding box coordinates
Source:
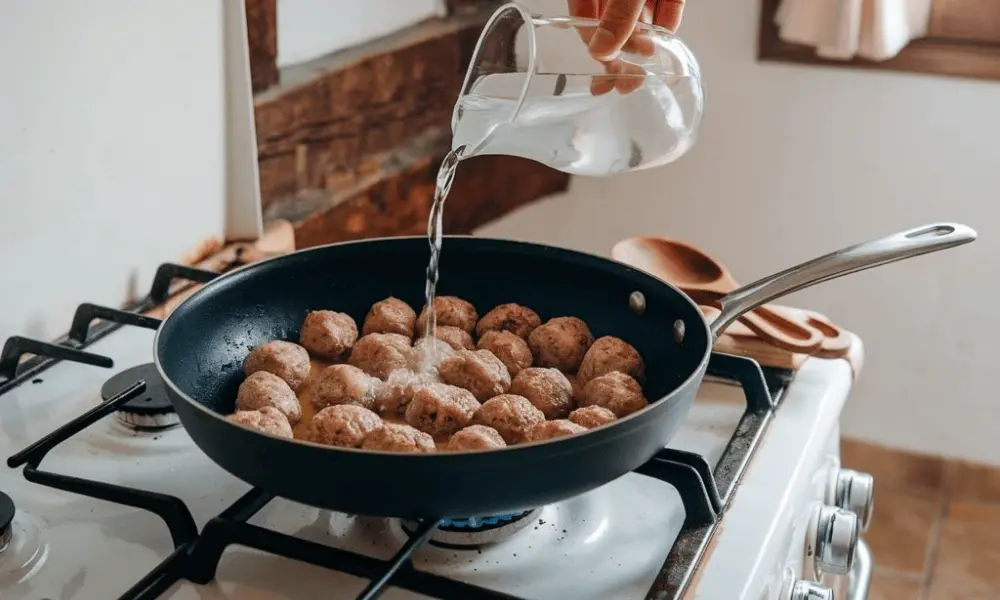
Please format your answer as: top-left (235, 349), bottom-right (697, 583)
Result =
top-left (153, 235), bottom-right (713, 458)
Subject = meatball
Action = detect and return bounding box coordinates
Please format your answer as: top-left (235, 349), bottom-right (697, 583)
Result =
top-left (447, 425), bottom-right (507, 451)
top-left (410, 336), bottom-right (457, 373)
top-left (476, 303), bottom-right (542, 340)
top-left (473, 394), bottom-right (545, 444)
top-left (362, 297), bottom-right (417, 338)
top-left (568, 373), bottom-right (585, 403)
top-left (508, 367), bottom-right (574, 420)
top-left (434, 325), bottom-right (475, 351)
top-left (243, 340), bottom-right (311, 390)
top-left (526, 419), bottom-right (588, 442)
top-left (299, 310), bottom-right (358, 360)
top-left (416, 296), bottom-right (478, 335)
top-left (578, 371), bottom-right (648, 418)
top-left (305, 404), bottom-right (382, 448)
top-left (528, 317), bottom-right (594, 372)
top-left (569, 405), bottom-right (618, 429)
top-left (477, 330), bottom-right (533, 377)
top-left (438, 349), bottom-right (511, 402)
top-left (578, 336), bottom-right (645, 384)
top-left (361, 422), bottom-right (436, 453)
top-left (227, 406), bottom-right (293, 439)
top-left (312, 364), bottom-right (378, 410)
top-left (236, 371), bottom-right (302, 425)
top-left (374, 370), bottom-right (434, 417)
top-left (404, 383), bottom-right (480, 437)
top-left (348, 333), bottom-right (412, 380)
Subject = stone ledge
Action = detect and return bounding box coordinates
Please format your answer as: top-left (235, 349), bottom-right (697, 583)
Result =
top-left (253, 7), bottom-right (569, 245)
top-left (266, 128), bottom-right (570, 247)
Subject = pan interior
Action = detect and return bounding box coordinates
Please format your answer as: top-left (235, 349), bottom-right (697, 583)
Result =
top-left (155, 237), bottom-right (708, 418)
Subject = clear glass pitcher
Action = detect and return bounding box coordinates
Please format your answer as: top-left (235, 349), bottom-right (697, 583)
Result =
top-left (451, 2), bottom-right (705, 176)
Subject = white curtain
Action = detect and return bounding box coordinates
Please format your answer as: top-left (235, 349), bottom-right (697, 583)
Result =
top-left (775, 0), bottom-right (933, 61)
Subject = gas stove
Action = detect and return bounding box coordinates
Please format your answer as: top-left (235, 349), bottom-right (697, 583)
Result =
top-left (0, 261), bottom-right (874, 600)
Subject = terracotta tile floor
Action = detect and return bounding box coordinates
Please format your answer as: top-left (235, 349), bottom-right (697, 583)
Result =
top-left (847, 443), bottom-right (1000, 598)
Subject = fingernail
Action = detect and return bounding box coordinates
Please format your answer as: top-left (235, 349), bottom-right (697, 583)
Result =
top-left (588, 28), bottom-right (620, 61)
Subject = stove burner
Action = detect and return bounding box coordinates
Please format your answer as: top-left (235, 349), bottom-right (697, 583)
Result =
top-left (101, 363), bottom-right (179, 431)
top-left (401, 509), bottom-right (541, 549)
top-left (0, 491), bottom-right (13, 553)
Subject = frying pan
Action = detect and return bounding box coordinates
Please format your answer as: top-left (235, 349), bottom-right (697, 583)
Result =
top-left (154, 223), bottom-right (975, 519)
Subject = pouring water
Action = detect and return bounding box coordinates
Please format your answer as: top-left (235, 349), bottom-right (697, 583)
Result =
top-left (417, 2), bottom-right (705, 368)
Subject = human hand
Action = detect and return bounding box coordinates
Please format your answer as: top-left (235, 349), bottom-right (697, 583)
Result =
top-left (568, 0), bottom-right (685, 61)
top-left (567, 1), bottom-right (685, 95)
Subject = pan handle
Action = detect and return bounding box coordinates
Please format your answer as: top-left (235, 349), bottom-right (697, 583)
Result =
top-left (709, 223), bottom-right (977, 339)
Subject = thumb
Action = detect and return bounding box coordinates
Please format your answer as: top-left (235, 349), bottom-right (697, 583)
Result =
top-left (589, 0), bottom-right (646, 61)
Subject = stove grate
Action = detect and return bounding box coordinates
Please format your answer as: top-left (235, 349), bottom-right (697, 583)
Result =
top-left (1, 263), bottom-right (791, 600)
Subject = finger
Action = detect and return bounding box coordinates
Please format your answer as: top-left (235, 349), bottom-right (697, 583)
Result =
top-left (614, 60), bottom-right (646, 94)
top-left (589, 60), bottom-right (619, 96)
top-left (568, 0), bottom-right (599, 19)
top-left (621, 29), bottom-right (655, 57)
top-left (652, 0), bottom-right (685, 31)
top-left (568, 0), bottom-right (600, 45)
top-left (589, 0), bottom-right (646, 61)
top-left (593, 0), bottom-right (653, 57)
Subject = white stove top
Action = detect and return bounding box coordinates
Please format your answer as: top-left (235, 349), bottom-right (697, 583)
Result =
top-left (0, 323), bottom-right (854, 600)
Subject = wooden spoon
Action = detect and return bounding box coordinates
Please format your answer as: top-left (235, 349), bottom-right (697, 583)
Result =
top-left (612, 236), bottom-right (829, 354)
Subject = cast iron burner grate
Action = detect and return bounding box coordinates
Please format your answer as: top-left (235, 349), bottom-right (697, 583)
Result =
top-left (102, 363), bottom-right (179, 431)
top-left (1, 261), bottom-right (793, 600)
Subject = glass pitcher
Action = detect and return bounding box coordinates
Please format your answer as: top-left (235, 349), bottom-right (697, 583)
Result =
top-left (452, 2), bottom-right (705, 177)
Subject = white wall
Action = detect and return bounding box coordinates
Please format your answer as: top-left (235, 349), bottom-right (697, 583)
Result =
top-left (0, 0), bottom-right (446, 345)
top-left (0, 1), bottom-right (228, 344)
top-left (478, 0), bottom-right (1000, 463)
top-left (277, 0), bottom-right (446, 67)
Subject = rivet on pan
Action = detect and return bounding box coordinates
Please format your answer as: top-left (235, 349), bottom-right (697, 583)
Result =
top-left (629, 291), bottom-right (646, 315)
top-left (673, 319), bottom-right (685, 343)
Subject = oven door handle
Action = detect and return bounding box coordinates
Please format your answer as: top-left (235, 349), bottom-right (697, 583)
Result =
top-left (847, 539), bottom-right (873, 599)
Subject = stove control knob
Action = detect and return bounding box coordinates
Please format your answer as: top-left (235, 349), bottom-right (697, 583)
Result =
top-left (789, 580), bottom-right (834, 600)
top-left (833, 469), bottom-right (875, 531)
top-left (811, 505), bottom-right (860, 576)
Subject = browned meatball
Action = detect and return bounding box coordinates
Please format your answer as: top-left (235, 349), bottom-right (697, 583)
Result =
top-left (312, 364), bottom-right (378, 411)
top-left (299, 311), bottom-right (359, 360)
top-left (526, 419), bottom-right (588, 442)
top-left (362, 297), bottom-right (417, 338)
top-left (477, 330), bottom-right (533, 377)
top-left (374, 370), bottom-right (434, 417)
top-left (568, 373), bottom-right (585, 404)
top-left (447, 425), bottom-right (507, 451)
top-left (508, 367), bottom-right (574, 420)
top-left (434, 326), bottom-right (475, 351)
top-left (410, 336), bottom-right (457, 373)
top-left (416, 296), bottom-right (478, 335)
top-left (578, 371), bottom-right (648, 418)
top-left (473, 394), bottom-right (545, 444)
top-left (348, 333), bottom-right (412, 380)
top-left (305, 405), bottom-right (382, 448)
top-left (236, 371), bottom-right (302, 425)
top-left (404, 383), bottom-right (480, 437)
top-left (243, 340), bottom-right (311, 390)
top-left (438, 349), bottom-right (511, 402)
top-left (361, 422), bottom-right (436, 453)
top-left (227, 406), bottom-right (293, 438)
top-left (578, 336), bottom-right (645, 384)
top-left (569, 405), bottom-right (618, 429)
top-left (476, 303), bottom-right (542, 339)
top-left (528, 317), bottom-right (594, 372)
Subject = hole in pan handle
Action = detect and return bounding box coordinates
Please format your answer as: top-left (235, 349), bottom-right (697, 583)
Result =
top-left (709, 223), bottom-right (977, 339)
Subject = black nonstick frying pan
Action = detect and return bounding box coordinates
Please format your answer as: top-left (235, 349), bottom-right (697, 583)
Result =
top-left (154, 223), bottom-right (975, 519)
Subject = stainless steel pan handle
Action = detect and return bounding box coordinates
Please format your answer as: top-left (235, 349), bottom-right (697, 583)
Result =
top-left (709, 223), bottom-right (977, 339)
